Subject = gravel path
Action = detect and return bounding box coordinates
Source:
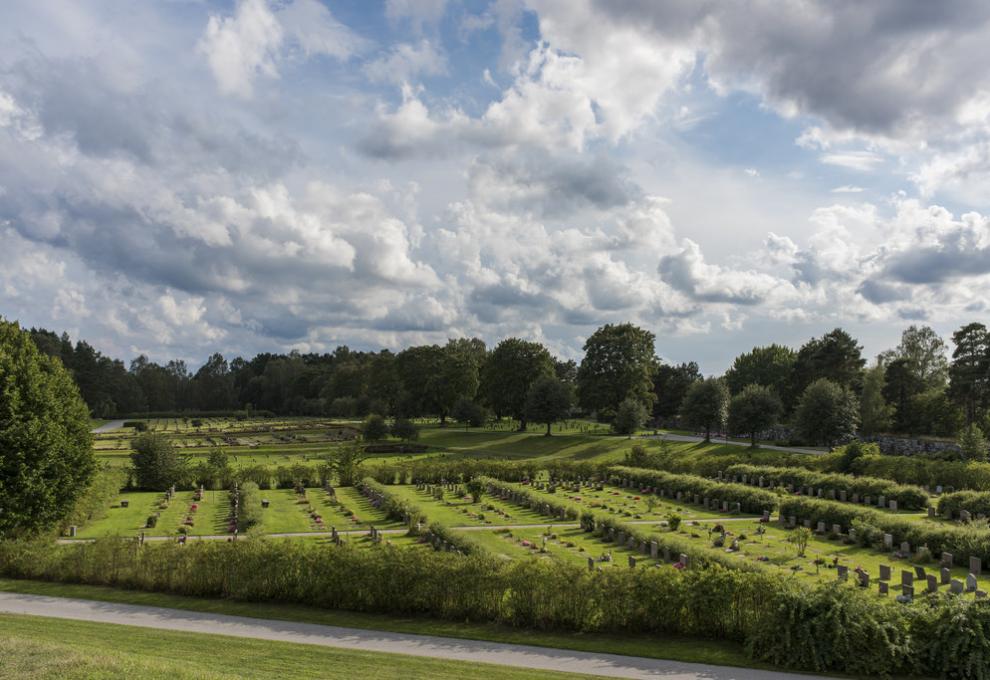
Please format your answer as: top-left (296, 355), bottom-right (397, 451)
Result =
top-left (642, 432), bottom-right (827, 455)
top-left (91, 419), bottom-right (126, 433)
top-left (0, 592), bottom-right (827, 679)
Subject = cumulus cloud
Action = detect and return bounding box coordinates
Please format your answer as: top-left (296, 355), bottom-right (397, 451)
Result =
top-left (365, 40), bottom-right (447, 85)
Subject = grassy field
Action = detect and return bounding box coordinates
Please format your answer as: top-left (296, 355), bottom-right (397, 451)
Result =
top-left (0, 579), bottom-right (761, 670)
top-left (0, 613), bottom-right (599, 680)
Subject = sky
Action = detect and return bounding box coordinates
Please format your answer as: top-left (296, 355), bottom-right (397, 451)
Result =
top-left (2, 0), bottom-right (990, 374)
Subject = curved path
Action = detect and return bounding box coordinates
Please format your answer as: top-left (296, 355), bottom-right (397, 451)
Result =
top-left (91, 419), bottom-right (126, 433)
top-left (0, 592), bottom-right (827, 679)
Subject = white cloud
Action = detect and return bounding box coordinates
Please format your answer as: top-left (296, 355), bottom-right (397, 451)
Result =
top-left (365, 40), bottom-right (447, 85)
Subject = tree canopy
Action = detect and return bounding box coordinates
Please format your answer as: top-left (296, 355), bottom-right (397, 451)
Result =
top-left (727, 384), bottom-right (782, 447)
top-left (680, 378), bottom-right (729, 442)
top-left (524, 375), bottom-right (574, 436)
top-left (479, 338), bottom-right (554, 428)
top-left (577, 323), bottom-right (657, 416)
top-left (0, 319), bottom-right (95, 537)
top-left (793, 378), bottom-right (859, 447)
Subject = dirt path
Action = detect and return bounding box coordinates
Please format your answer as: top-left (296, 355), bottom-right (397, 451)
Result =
top-left (0, 592), bottom-right (828, 679)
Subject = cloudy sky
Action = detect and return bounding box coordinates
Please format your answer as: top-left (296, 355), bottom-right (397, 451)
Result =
top-left (2, 0), bottom-right (990, 373)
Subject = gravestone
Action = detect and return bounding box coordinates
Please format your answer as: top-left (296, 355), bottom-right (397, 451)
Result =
top-left (588, 557), bottom-right (595, 571)
top-left (942, 552), bottom-right (954, 568)
top-left (828, 489), bottom-right (836, 500)
top-left (68, 526), bottom-right (77, 538)
top-left (902, 585), bottom-right (914, 600)
top-left (879, 581), bottom-right (889, 595)
top-left (816, 521), bottom-right (826, 534)
top-left (900, 541), bottom-right (911, 555)
top-left (851, 493), bottom-right (859, 503)
top-left (839, 490), bottom-right (847, 502)
top-left (120, 500), bottom-right (129, 508)
top-left (883, 533), bottom-right (894, 549)
top-left (978, 591), bottom-right (988, 600)
top-left (941, 567), bottom-right (951, 585)
top-left (879, 564), bottom-right (892, 581)
top-left (650, 540), bottom-right (659, 559)
top-left (762, 510), bottom-right (770, 522)
top-left (803, 519), bottom-right (812, 529)
top-left (832, 524), bottom-right (842, 535)
top-left (967, 574), bottom-right (978, 592)
top-left (733, 502), bottom-right (741, 513)
top-left (679, 553), bottom-right (690, 567)
top-left (859, 571), bottom-right (870, 588)
top-left (915, 566), bottom-right (927, 580)
top-left (961, 510), bottom-right (972, 523)
top-left (901, 570), bottom-right (914, 587)
top-left (951, 579), bottom-right (964, 595)
top-left (676, 491), bottom-right (683, 501)
top-left (722, 501), bottom-right (729, 512)
top-left (837, 565), bottom-right (848, 581)
top-left (936, 485), bottom-right (944, 494)
top-left (878, 495), bottom-right (886, 508)
top-left (628, 556), bottom-right (637, 568)
top-left (927, 574), bottom-right (938, 593)
top-left (788, 515), bottom-right (796, 528)
top-left (663, 547), bottom-right (671, 562)
top-left (889, 500), bottom-right (898, 511)
top-left (864, 495), bottom-right (871, 506)
top-left (928, 507), bottom-right (936, 519)
top-left (971, 556), bottom-right (982, 576)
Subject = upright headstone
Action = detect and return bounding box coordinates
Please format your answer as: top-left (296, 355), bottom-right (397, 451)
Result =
top-left (588, 557), bottom-right (595, 571)
top-left (837, 565), bottom-right (848, 581)
top-left (941, 567), bottom-right (951, 585)
top-left (883, 533), bottom-right (894, 550)
top-left (950, 579), bottom-right (964, 595)
top-left (928, 507), bottom-right (936, 519)
top-left (879, 564), bottom-right (891, 581)
top-left (967, 574), bottom-right (978, 592)
top-left (839, 490), bottom-right (847, 502)
top-left (816, 521), bottom-right (826, 534)
top-left (971, 556), bottom-right (983, 576)
top-left (942, 552), bottom-right (954, 568)
top-left (927, 574), bottom-right (938, 594)
top-left (878, 495), bottom-right (886, 508)
top-left (679, 553), bottom-right (690, 567)
top-left (650, 540), bottom-right (659, 559)
top-left (859, 571), bottom-right (870, 588)
top-left (832, 523), bottom-right (842, 535)
top-left (961, 510), bottom-right (972, 523)
top-left (879, 581), bottom-right (889, 595)
top-left (889, 500), bottom-right (898, 511)
top-left (628, 555), bottom-right (637, 568)
top-left (900, 541), bottom-right (911, 555)
top-left (915, 566), bottom-right (927, 580)
top-left (762, 510), bottom-right (771, 522)
top-left (901, 570), bottom-right (914, 588)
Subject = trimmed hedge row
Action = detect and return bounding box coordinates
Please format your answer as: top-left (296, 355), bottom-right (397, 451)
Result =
top-left (3, 538), bottom-right (990, 678)
top-left (851, 455), bottom-right (990, 493)
top-left (937, 491), bottom-right (990, 520)
top-left (608, 465), bottom-right (779, 514)
top-left (778, 496), bottom-right (990, 566)
top-left (722, 463), bottom-right (929, 510)
top-left (356, 478), bottom-right (427, 531)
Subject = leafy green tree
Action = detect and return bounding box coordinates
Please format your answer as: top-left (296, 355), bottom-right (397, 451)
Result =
top-left (1, 319), bottom-right (95, 537)
top-left (888, 325), bottom-right (949, 390)
top-left (362, 414), bottom-right (389, 442)
top-left (727, 384), bottom-right (783, 447)
top-left (679, 378), bottom-right (729, 442)
top-left (324, 442), bottom-right (368, 486)
top-left (788, 526), bottom-right (811, 557)
top-left (395, 344), bottom-right (444, 417)
top-left (613, 397), bottom-right (647, 436)
top-left (465, 479), bottom-right (484, 503)
top-left (907, 389), bottom-right (962, 437)
top-left (479, 338), bottom-right (554, 429)
top-left (652, 362), bottom-right (702, 421)
top-left (577, 323), bottom-right (657, 416)
top-left (949, 322), bottom-right (990, 424)
top-left (130, 433), bottom-right (187, 490)
top-left (859, 365), bottom-right (893, 436)
top-left (451, 398), bottom-right (487, 428)
top-left (958, 423), bottom-right (988, 462)
top-left (882, 357), bottom-right (924, 433)
top-left (794, 379), bottom-right (859, 447)
top-left (391, 418), bottom-right (420, 442)
top-left (724, 344), bottom-right (796, 398)
top-left (431, 340), bottom-right (481, 426)
top-left (791, 328), bottom-right (865, 398)
top-left (524, 376), bottom-right (574, 436)
top-left (206, 446), bottom-right (229, 489)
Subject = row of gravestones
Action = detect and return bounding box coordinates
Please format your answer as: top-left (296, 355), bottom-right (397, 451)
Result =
top-left (720, 471), bottom-right (921, 512)
top-left (610, 476), bottom-right (752, 516)
top-left (595, 528), bottom-right (691, 570)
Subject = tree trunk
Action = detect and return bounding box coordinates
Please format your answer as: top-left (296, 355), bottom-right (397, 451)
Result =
top-left (705, 426), bottom-right (711, 442)
top-left (546, 422), bottom-right (552, 437)
top-left (518, 417), bottom-right (527, 432)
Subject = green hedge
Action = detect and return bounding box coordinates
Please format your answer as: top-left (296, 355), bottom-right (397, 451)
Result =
top-left (608, 465), bottom-right (779, 514)
top-left (852, 455), bottom-right (990, 492)
top-left (3, 538), bottom-right (990, 678)
top-left (357, 478), bottom-right (427, 531)
top-left (778, 497), bottom-right (990, 565)
top-left (937, 491), bottom-right (990, 520)
top-left (723, 463), bottom-right (929, 510)
top-left (236, 482), bottom-right (263, 531)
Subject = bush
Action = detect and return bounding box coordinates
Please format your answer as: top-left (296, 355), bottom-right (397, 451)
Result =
top-left (451, 399), bottom-right (487, 428)
top-left (391, 418), bottom-right (420, 442)
top-left (236, 482), bottom-right (263, 531)
top-left (362, 414), bottom-right (389, 442)
top-left (938, 491), bottom-right (990, 520)
top-left (609, 465), bottom-right (779, 514)
top-left (358, 478), bottom-right (426, 531)
top-left (612, 398), bottom-right (647, 435)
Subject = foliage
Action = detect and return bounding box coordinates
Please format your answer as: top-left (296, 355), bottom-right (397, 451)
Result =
top-left (791, 328), bottom-right (866, 398)
top-left (937, 491), bottom-right (990, 520)
top-left (390, 418), bottom-right (420, 442)
top-left (323, 442), bottom-right (368, 486)
top-left (652, 362), bottom-right (702, 421)
top-left (358, 478), bottom-right (427, 531)
top-left (679, 378), bottom-right (729, 441)
top-left (722, 463), bottom-right (929, 509)
top-left (451, 398), bottom-right (487, 428)
top-left (0, 319), bottom-right (95, 537)
top-left (959, 423), bottom-right (988, 462)
top-left (787, 527), bottom-right (811, 557)
top-left (60, 466), bottom-right (130, 534)
top-left (479, 338), bottom-right (555, 427)
top-left (609, 465), bottom-right (778, 514)
top-left (576, 323), bottom-right (657, 416)
top-left (793, 379), bottom-right (859, 446)
top-left (724, 344), bottom-right (796, 399)
top-left (362, 414), bottom-right (389, 442)
top-left (524, 375), bottom-right (574, 436)
top-left (727, 384), bottom-right (782, 447)
top-left (949, 323), bottom-right (990, 425)
top-left (612, 397), bottom-right (647, 436)
top-left (130, 433), bottom-right (186, 491)
top-left (465, 479), bottom-right (484, 503)
top-left (859, 365), bottom-right (893, 436)
top-left (236, 482), bottom-right (263, 531)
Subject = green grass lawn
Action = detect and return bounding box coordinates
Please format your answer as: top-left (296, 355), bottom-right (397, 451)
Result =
top-left (0, 613), bottom-right (598, 679)
top-left (0, 579), bottom-right (762, 671)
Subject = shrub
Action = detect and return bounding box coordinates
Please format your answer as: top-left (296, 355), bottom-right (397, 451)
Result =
top-left (609, 465), bottom-right (779, 514)
top-left (938, 491), bottom-right (990, 519)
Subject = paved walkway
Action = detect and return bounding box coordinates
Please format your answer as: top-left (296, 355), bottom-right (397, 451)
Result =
top-left (0, 592), bottom-right (826, 679)
top-left (643, 433), bottom-right (827, 456)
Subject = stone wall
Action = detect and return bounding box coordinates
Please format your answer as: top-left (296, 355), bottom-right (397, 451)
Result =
top-left (865, 434), bottom-right (961, 457)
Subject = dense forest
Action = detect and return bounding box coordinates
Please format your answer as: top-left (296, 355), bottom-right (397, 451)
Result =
top-left (24, 321), bottom-right (990, 441)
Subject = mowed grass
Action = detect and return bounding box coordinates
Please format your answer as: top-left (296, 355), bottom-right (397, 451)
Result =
top-left (78, 490), bottom-right (232, 538)
top-left (0, 613), bottom-right (598, 680)
top-left (0, 579), bottom-right (762, 670)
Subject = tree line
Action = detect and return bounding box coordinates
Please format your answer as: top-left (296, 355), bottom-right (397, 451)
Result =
top-left (23, 320), bottom-right (990, 445)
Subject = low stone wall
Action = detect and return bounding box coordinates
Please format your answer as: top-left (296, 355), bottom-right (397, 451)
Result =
top-left (865, 434), bottom-right (960, 457)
